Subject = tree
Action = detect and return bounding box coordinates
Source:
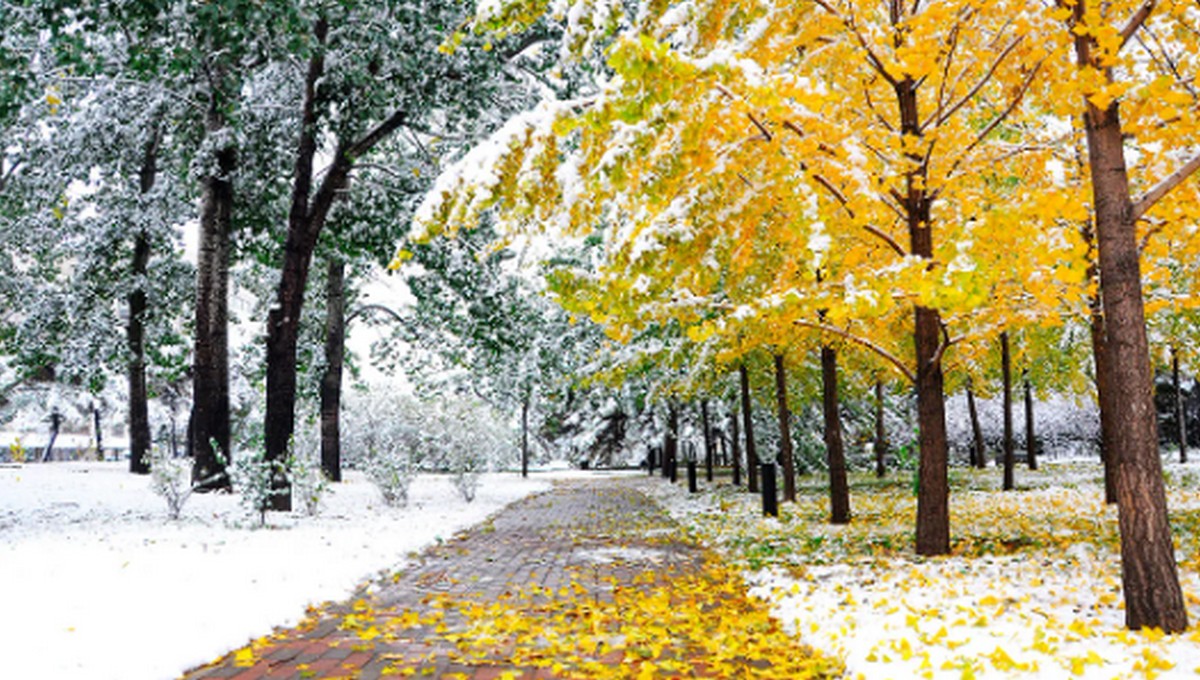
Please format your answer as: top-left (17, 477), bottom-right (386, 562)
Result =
top-left (1048, 0), bottom-right (1200, 631)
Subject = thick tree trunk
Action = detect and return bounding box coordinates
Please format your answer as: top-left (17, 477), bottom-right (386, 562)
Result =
top-left (127, 121), bottom-right (160, 475)
top-left (1078, 27), bottom-right (1187, 628)
top-left (701, 400), bottom-right (713, 482)
top-left (188, 95), bottom-right (235, 491)
top-left (966, 382), bottom-right (986, 469)
top-left (730, 400), bottom-right (742, 486)
top-left (773, 353), bottom-right (797, 503)
top-left (1089, 290), bottom-right (1119, 503)
top-left (319, 258), bottom-right (345, 482)
top-left (740, 364), bottom-right (759, 493)
top-left (895, 74), bottom-right (950, 556)
top-left (1001, 332), bottom-right (1015, 490)
top-left (874, 379), bottom-right (887, 477)
top-left (821, 346), bottom-right (850, 524)
top-left (1174, 347), bottom-right (1187, 464)
top-left (1024, 371), bottom-right (1037, 471)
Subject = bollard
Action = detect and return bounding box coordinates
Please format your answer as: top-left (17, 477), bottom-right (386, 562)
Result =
top-left (761, 463), bottom-right (778, 517)
top-left (687, 460), bottom-right (698, 493)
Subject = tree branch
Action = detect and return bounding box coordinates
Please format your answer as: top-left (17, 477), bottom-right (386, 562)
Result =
top-left (1131, 152), bottom-right (1200, 220)
top-left (1119, 1), bottom-right (1157, 52)
top-left (932, 35), bottom-right (1023, 129)
top-left (794, 319), bottom-right (916, 383)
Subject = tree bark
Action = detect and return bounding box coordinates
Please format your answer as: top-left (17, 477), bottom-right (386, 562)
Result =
top-left (127, 119), bottom-right (160, 475)
top-left (730, 400), bottom-right (742, 486)
top-left (1024, 371), bottom-right (1037, 471)
top-left (1089, 287), bottom-right (1119, 503)
top-left (42, 410), bottom-right (62, 463)
top-left (966, 381), bottom-right (986, 469)
top-left (821, 346), bottom-right (850, 524)
top-left (701, 400), bottom-right (713, 482)
top-left (895, 72), bottom-right (950, 556)
top-left (773, 353), bottom-right (796, 503)
top-left (740, 363), bottom-right (759, 493)
top-left (874, 378), bottom-right (888, 477)
top-left (1001, 332), bottom-right (1015, 491)
top-left (665, 401), bottom-right (679, 483)
top-left (188, 80), bottom-right (235, 491)
top-left (93, 405), bottom-right (103, 460)
top-left (319, 257), bottom-right (345, 482)
top-left (521, 393), bottom-right (530, 478)
top-left (1076, 10), bottom-right (1187, 629)
top-left (1174, 347), bottom-right (1187, 464)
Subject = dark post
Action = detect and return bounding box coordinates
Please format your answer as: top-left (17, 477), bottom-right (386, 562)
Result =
top-left (648, 445), bottom-right (657, 476)
top-left (687, 460), bottom-right (698, 493)
top-left (761, 463), bottom-right (778, 517)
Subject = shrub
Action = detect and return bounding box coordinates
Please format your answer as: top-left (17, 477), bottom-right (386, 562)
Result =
top-left (149, 448), bottom-right (194, 520)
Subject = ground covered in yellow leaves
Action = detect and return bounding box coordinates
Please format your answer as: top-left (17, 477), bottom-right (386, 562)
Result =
top-left (642, 462), bottom-right (1200, 679)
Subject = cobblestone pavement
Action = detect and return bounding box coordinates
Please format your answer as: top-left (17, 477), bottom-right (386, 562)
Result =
top-left (180, 478), bottom-right (714, 679)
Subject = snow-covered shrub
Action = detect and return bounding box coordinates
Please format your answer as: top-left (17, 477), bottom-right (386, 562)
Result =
top-left (365, 451), bottom-right (415, 507)
top-left (289, 453), bottom-right (330, 516)
top-left (149, 448), bottom-right (194, 520)
top-left (230, 448), bottom-right (287, 527)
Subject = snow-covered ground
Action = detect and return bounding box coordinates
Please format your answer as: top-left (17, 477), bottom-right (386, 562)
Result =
top-left (0, 461), bottom-right (551, 680)
top-left (645, 462), bottom-right (1200, 679)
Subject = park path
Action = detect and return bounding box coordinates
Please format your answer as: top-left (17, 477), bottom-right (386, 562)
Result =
top-left (180, 477), bottom-right (836, 679)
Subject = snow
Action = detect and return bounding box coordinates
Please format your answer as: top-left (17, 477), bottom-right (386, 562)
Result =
top-left (644, 463), bottom-right (1200, 679)
top-left (0, 462), bottom-right (550, 680)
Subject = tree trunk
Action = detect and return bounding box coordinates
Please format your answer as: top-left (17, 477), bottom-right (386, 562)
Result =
top-left (701, 400), bottom-right (713, 482)
top-left (188, 88), bottom-right (235, 491)
top-left (874, 378), bottom-right (887, 478)
top-left (895, 75), bottom-right (950, 556)
top-left (127, 120), bottom-right (160, 475)
top-left (665, 401), bottom-right (679, 482)
top-left (42, 410), bottom-right (62, 463)
top-left (821, 346), bottom-right (850, 524)
top-left (740, 364), bottom-right (759, 493)
top-left (1174, 347), bottom-right (1187, 464)
top-left (1024, 371), bottom-right (1037, 471)
top-left (521, 393), bottom-right (530, 478)
top-left (773, 353), bottom-right (796, 503)
top-left (966, 381), bottom-right (986, 469)
top-left (1089, 288), bottom-right (1119, 503)
top-left (319, 257), bottom-right (345, 482)
top-left (730, 400), bottom-right (742, 486)
top-left (93, 405), bottom-right (103, 460)
top-left (1077, 17), bottom-right (1187, 628)
top-left (1001, 332), bottom-right (1015, 491)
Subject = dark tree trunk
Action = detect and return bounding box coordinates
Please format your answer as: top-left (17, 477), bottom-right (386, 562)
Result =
top-left (188, 87), bottom-right (235, 491)
top-left (42, 410), bottom-right (62, 463)
top-left (319, 257), bottom-right (345, 482)
top-left (93, 405), bottom-right (102, 460)
top-left (1076, 11), bottom-right (1187, 629)
top-left (1001, 332), bottom-right (1015, 491)
top-left (1089, 299), bottom-right (1119, 503)
top-left (730, 400), bottom-right (742, 486)
top-left (701, 400), bottom-right (713, 482)
top-left (127, 120), bottom-right (160, 475)
top-left (263, 18), bottom-right (409, 510)
top-left (773, 353), bottom-right (796, 503)
top-left (1024, 371), bottom-right (1037, 471)
top-left (665, 402), bottom-right (679, 483)
top-left (895, 74), bottom-right (950, 556)
top-left (740, 364), bottom-right (759, 493)
top-left (966, 381), bottom-right (986, 469)
top-left (821, 346), bottom-right (850, 524)
top-left (521, 394), bottom-right (530, 478)
top-left (874, 379), bottom-right (887, 478)
top-left (1174, 347), bottom-right (1187, 464)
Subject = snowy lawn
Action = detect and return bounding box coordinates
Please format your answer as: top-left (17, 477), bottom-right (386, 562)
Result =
top-left (0, 461), bottom-right (550, 680)
top-left (643, 461), bottom-right (1200, 679)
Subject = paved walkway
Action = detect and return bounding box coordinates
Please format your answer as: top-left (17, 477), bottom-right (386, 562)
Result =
top-left (180, 478), bottom-right (834, 679)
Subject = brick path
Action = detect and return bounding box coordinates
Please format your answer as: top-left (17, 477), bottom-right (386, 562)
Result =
top-left (180, 479), bottom-right (713, 679)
